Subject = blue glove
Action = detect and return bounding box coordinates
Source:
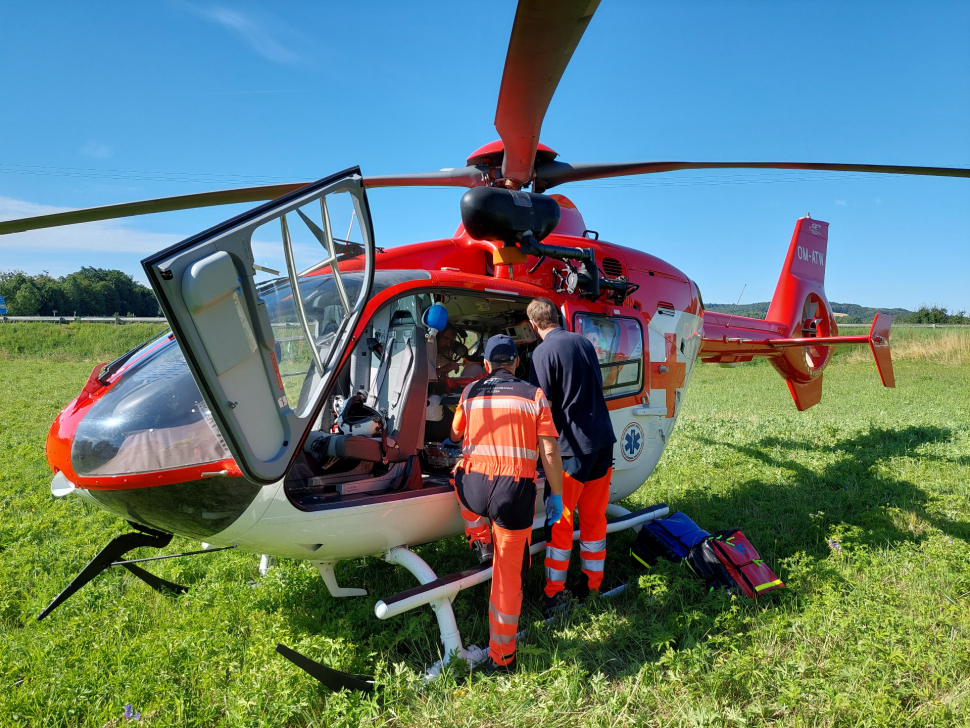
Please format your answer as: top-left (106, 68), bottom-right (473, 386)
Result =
top-left (545, 493), bottom-right (564, 525)
top-left (442, 437), bottom-right (461, 453)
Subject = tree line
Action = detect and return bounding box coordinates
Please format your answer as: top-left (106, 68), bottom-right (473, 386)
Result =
top-left (705, 301), bottom-right (967, 324)
top-left (900, 306), bottom-right (968, 324)
top-left (0, 268), bottom-right (159, 317)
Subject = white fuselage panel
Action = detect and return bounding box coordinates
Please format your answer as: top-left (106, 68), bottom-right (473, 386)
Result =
top-left (151, 310), bottom-right (703, 563)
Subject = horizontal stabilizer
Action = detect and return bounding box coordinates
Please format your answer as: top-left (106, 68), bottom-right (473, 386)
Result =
top-left (764, 312), bottom-right (894, 387)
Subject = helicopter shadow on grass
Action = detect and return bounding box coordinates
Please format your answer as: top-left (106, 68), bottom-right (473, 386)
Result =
top-left (247, 529), bottom-right (501, 678)
top-left (686, 423), bottom-right (970, 556)
top-left (248, 425), bottom-right (968, 683)
top-left (532, 423), bottom-right (970, 681)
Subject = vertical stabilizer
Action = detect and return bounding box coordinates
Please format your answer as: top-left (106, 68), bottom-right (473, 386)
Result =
top-left (766, 217), bottom-right (837, 410)
top-left (700, 219), bottom-right (895, 409)
top-left (766, 217), bottom-right (829, 333)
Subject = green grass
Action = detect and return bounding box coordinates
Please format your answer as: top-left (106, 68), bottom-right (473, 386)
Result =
top-left (0, 322), bottom-right (169, 362)
top-left (0, 331), bottom-right (968, 726)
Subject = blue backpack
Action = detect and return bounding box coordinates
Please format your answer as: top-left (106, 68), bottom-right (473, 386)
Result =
top-left (631, 512), bottom-right (710, 567)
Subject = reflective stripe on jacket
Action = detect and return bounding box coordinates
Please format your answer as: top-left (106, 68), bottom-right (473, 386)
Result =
top-left (451, 370), bottom-right (558, 479)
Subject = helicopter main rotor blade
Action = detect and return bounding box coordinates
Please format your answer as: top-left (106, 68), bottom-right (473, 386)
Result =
top-left (363, 166), bottom-right (487, 189)
top-left (0, 168), bottom-right (487, 236)
top-left (534, 159), bottom-right (970, 190)
top-left (0, 183), bottom-right (309, 236)
top-left (276, 644), bottom-right (375, 693)
top-left (495, 0), bottom-right (601, 186)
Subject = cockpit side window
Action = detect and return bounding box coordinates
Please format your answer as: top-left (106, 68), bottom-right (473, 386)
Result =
top-left (574, 313), bottom-right (644, 398)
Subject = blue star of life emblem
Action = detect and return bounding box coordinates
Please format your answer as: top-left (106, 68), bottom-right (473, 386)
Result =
top-left (621, 422), bottom-right (644, 462)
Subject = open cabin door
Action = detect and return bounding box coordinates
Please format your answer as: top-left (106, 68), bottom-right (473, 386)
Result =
top-left (142, 168), bottom-right (375, 484)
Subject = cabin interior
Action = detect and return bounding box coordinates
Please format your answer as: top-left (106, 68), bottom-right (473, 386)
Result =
top-left (283, 290), bottom-right (542, 511)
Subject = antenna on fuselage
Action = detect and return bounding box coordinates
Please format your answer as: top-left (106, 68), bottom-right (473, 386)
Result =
top-left (725, 283), bottom-right (747, 330)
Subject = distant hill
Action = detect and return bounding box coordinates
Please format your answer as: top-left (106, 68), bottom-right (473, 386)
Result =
top-left (705, 302), bottom-right (915, 324)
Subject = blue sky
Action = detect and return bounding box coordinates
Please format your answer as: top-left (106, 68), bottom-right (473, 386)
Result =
top-left (1, 1), bottom-right (967, 310)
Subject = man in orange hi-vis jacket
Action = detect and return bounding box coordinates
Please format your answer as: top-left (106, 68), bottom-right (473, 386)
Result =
top-left (448, 334), bottom-right (564, 674)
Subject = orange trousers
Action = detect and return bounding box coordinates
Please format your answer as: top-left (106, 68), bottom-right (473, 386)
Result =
top-left (453, 473), bottom-right (534, 666)
top-left (544, 467), bottom-right (612, 598)
top-left (487, 524), bottom-right (531, 665)
top-left (457, 500), bottom-right (492, 546)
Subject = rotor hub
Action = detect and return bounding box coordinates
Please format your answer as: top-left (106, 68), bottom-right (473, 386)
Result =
top-left (466, 141), bottom-right (558, 170)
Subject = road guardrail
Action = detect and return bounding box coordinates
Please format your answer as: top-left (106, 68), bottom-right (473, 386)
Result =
top-left (1, 316), bottom-right (168, 324)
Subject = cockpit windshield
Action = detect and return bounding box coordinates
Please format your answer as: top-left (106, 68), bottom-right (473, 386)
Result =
top-left (71, 270), bottom-right (430, 478)
top-left (72, 335), bottom-right (230, 477)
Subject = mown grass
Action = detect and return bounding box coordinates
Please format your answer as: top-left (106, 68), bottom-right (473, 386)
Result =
top-left (0, 322), bottom-right (169, 362)
top-left (0, 328), bottom-right (968, 726)
top-left (838, 326), bottom-right (970, 366)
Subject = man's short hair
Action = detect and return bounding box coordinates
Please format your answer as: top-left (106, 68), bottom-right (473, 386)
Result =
top-left (527, 298), bottom-right (559, 329)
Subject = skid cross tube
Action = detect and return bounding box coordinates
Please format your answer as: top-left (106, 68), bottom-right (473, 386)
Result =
top-left (375, 502), bottom-right (668, 620)
top-left (382, 546), bottom-right (469, 665)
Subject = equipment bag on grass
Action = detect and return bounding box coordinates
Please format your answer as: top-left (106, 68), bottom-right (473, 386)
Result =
top-left (686, 538), bottom-right (737, 592)
top-left (707, 529), bottom-right (784, 598)
top-left (631, 512), bottom-right (709, 567)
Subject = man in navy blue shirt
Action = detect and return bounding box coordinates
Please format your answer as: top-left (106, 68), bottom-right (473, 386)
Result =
top-left (527, 297), bottom-right (617, 612)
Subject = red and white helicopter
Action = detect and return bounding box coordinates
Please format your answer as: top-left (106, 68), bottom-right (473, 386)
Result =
top-left (4, 0), bottom-right (967, 689)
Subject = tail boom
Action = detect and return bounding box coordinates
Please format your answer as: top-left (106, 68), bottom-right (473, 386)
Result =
top-left (700, 311), bottom-right (894, 382)
top-left (699, 214), bottom-right (895, 410)
top-left (699, 312), bottom-right (895, 410)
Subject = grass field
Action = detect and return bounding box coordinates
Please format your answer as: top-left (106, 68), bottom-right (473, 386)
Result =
top-left (0, 322), bottom-right (169, 362)
top-left (1, 324), bottom-right (968, 727)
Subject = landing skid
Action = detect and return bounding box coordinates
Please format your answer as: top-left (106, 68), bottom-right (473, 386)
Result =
top-left (383, 545), bottom-right (483, 670)
top-left (37, 526), bottom-right (234, 620)
top-left (258, 554), bottom-right (276, 575)
top-left (314, 560), bottom-right (367, 598)
top-left (275, 503), bottom-right (668, 688)
top-left (275, 644), bottom-right (376, 693)
top-left (376, 502), bottom-right (668, 680)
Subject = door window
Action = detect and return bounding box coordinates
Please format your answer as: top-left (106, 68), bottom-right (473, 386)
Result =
top-left (142, 168), bottom-right (376, 484)
top-left (574, 314), bottom-right (644, 398)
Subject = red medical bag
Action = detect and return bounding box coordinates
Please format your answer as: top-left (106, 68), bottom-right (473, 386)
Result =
top-left (707, 530), bottom-right (784, 598)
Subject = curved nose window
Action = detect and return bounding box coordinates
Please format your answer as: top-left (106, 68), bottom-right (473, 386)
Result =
top-left (72, 337), bottom-right (230, 477)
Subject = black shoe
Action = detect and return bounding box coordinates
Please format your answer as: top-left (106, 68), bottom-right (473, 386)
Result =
top-left (472, 540), bottom-right (494, 564)
top-left (481, 656), bottom-right (516, 675)
top-left (541, 589), bottom-right (572, 618)
top-left (573, 579), bottom-right (592, 602)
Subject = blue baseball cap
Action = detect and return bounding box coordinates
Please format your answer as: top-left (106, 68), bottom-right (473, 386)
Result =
top-left (484, 334), bottom-right (518, 363)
